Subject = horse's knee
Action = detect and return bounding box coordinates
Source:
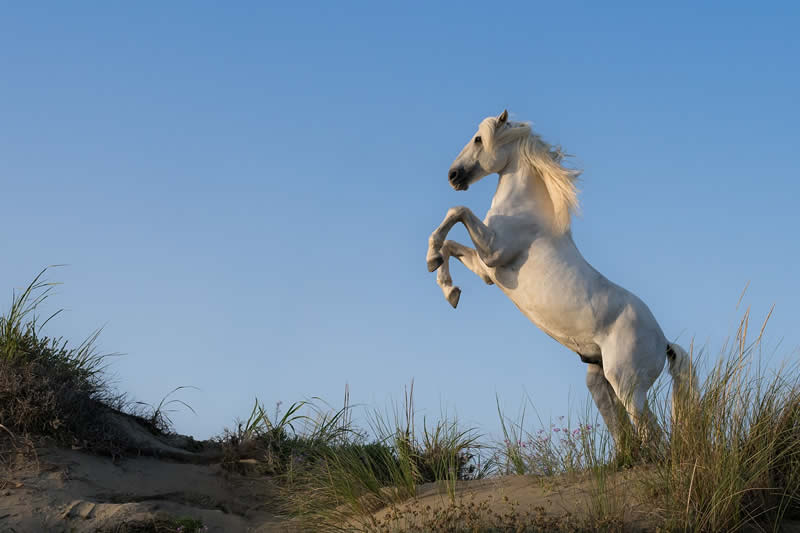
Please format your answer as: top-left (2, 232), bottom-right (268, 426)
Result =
top-left (427, 232), bottom-right (445, 259)
top-left (426, 254), bottom-right (443, 272)
top-left (446, 206), bottom-right (468, 219)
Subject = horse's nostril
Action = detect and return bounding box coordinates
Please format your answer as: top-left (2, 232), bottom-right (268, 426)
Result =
top-left (448, 169), bottom-right (460, 181)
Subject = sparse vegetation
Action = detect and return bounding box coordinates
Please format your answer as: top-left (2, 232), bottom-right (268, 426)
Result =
top-left (366, 494), bottom-right (615, 533)
top-left (109, 516), bottom-right (208, 533)
top-left (169, 516), bottom-right (208, 533)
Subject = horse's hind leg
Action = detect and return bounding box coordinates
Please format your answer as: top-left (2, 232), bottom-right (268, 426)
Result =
top-left (436, 240), bottom-right (493, 308)
top-left (601, 335), bottom-right (663, 452)
top-left (586, 364), bottom-right (630, 449)
top-left (603, 367), bottom-right (660, 450)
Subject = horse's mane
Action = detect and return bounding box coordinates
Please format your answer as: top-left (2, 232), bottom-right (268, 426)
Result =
top-left (479, 117), bottom-right (581, 235)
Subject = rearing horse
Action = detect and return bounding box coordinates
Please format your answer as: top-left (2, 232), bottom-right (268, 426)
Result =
top-left (426, 110), bottom-right (695, 446)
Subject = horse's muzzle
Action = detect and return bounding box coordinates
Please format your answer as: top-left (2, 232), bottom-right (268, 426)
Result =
top-left (448, 167), bottom-right (469, 191)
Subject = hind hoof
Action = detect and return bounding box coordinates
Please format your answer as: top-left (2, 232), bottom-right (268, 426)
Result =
top-left (427, 254), bottom-right (443, 272)
top-left (446, 287), bottom-right (461, 308)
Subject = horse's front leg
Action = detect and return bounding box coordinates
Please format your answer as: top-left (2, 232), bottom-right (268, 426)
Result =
top-left (435, 244), bottom-right (461, 308)
top-left (436, 240), bottom-right (494, 308)
top-left (427, 206), bottom-right (518, 272)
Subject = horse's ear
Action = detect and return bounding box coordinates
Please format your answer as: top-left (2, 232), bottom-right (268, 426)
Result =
top-left (496, 109), bottom-right (508, 128)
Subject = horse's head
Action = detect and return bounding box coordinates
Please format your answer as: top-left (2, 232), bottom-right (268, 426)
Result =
top-left (448, 110), bottom-right (530, 191)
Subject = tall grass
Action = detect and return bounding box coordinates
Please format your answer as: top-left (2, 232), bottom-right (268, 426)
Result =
top-left (647, 309), bottom-right (800, 531)
top-left (0, 268), bottom-right (111, 378)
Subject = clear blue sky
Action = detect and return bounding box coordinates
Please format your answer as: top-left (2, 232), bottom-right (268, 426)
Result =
top-left (2, 3), bottom-right (798, 439)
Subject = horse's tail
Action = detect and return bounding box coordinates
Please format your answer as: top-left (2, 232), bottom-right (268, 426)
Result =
top-left (666, 342), bottom-right (698, 420)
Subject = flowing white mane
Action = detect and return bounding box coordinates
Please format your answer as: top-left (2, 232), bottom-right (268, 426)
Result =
top-left (479, 118), bottom-right (581, 235)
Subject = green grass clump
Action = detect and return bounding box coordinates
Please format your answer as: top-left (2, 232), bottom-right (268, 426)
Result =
top-left (220, 384), bottom-right (486, 531)
top-left (0, 269), bottom-right (162, 455)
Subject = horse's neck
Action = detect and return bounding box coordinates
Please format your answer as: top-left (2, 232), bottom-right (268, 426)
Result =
top-left (491, 161), bottom-right (555, 227)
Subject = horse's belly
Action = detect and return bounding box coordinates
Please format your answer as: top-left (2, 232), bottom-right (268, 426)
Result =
top-left (518, 307), bottom-right (602, 357)
top-left (494, 267), bottom-right (603, 357)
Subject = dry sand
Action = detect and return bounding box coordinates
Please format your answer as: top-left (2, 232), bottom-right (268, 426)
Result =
top-left (0, 441), bottom-right (293, 532)
top-left (363, 468), bottom-right (653, 532)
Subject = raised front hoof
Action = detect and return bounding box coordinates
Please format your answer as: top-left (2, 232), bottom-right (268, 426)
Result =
top-left (427, 254), bottom-right (443, 272)
top-left (445, 286), bottom-right (461, 308)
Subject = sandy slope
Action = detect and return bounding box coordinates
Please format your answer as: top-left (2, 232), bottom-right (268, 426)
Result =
top-left (364, 469), bottom-right (653, 532)
top-left (0, 443), bottom-right (294, 532)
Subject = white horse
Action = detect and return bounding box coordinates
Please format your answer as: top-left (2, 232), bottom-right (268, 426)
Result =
top-left (426, 110), bottom-right (695, 447)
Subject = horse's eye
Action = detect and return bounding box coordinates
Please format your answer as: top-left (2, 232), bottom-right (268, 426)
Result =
top-left (474, 136), bottom-right (482, 144)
